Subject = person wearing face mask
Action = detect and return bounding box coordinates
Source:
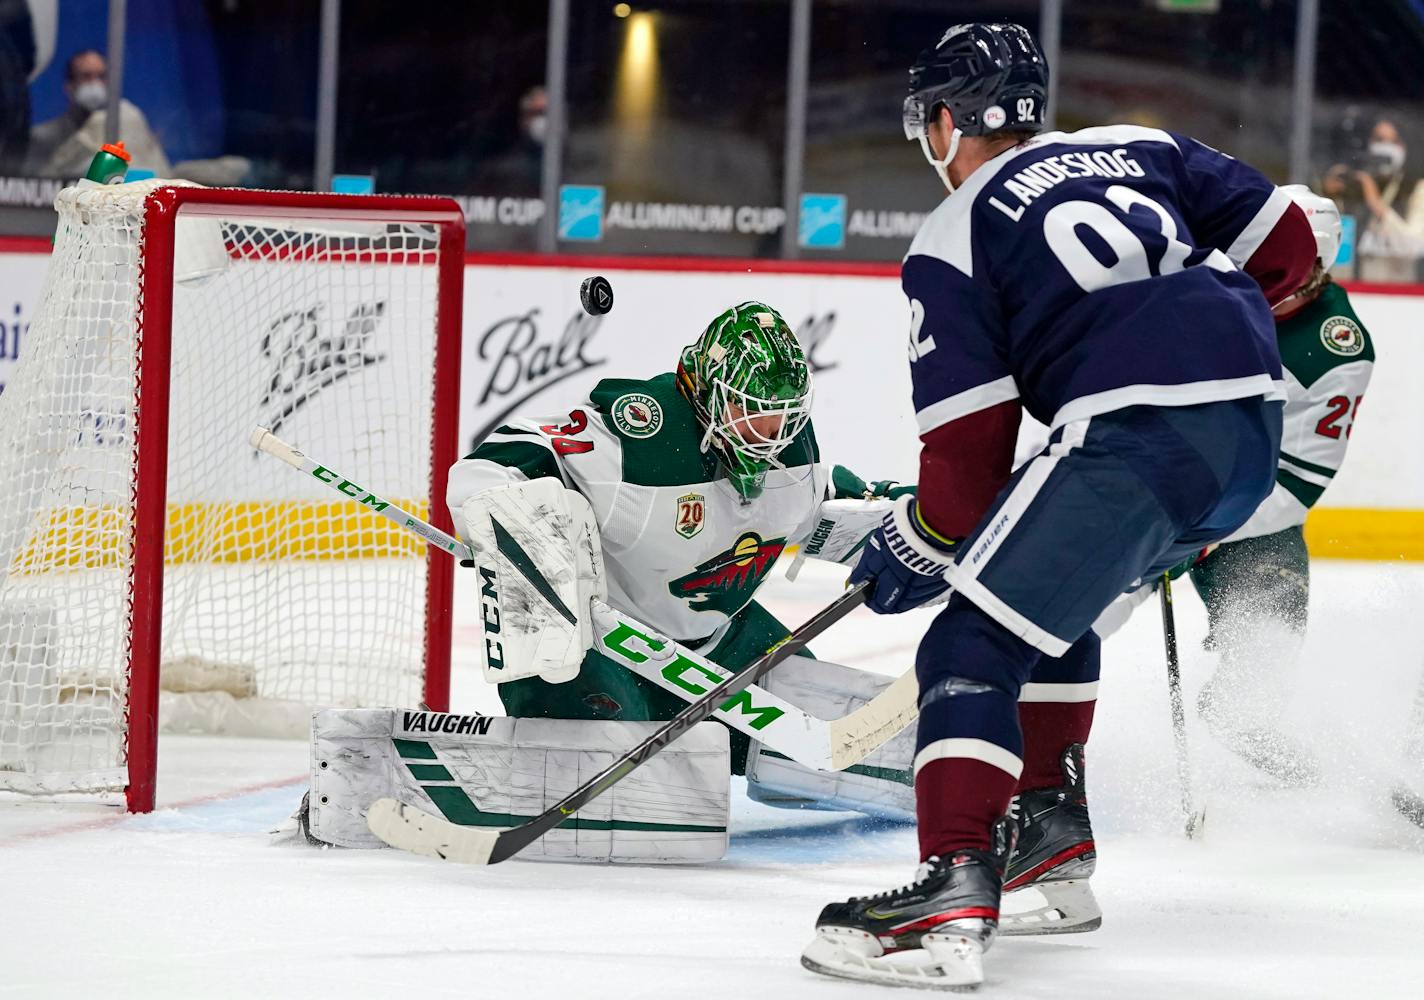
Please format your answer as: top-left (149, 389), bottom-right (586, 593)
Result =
top-left (1321, 114), bottom-right (1424, 282)
top-left (26, 48), bottom-right (170, 179)
top-left (477, 85), bottom-right (549, 197)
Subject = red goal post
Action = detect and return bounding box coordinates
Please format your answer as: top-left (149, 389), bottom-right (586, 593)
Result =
top-left (0, 184), bottom-right (464, 812)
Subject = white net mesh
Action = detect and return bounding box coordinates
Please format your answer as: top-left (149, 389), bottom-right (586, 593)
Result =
top-left (0, 181), bottom-right (452, 798)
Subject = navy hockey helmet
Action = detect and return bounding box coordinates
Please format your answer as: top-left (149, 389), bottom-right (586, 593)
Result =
top-left (904, 23), bottom-right (1048, 190)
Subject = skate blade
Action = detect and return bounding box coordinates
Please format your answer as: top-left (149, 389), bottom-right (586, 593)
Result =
top-left (999, 879), bottom-right (1102, 937)
top-left (800, 928), bottom-right (984, 991)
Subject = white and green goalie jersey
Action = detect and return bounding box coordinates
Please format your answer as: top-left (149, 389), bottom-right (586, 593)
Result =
top-left (1224, 281), bottom-right (1376, 543)
top-left (447, 373), bottom-right (906, 646)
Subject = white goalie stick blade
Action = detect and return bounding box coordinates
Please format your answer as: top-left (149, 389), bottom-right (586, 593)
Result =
top-left (999, 879), bottom-right (1102, 936)
top-left (366, 798), bottom-right (498, 865)
top-left (801, 928), bottom-right (984, 991)
top-left (828, 667), bottom-right (920, 772)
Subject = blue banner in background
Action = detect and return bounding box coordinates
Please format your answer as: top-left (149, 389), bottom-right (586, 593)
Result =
top-left (1338, 214), bottom-right (1356, 267)
top-left (798, 193), bottom-right (846, 250)
top-left (332, 174), bottom-right (375, 195)
top-left (559, 185), bottom-right (604, 241)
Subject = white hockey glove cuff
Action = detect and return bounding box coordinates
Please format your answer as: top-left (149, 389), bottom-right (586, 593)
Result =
top-left (462, 478), bottom-right (606, 685)
top-left (799, 497), bottom-right (898, 566)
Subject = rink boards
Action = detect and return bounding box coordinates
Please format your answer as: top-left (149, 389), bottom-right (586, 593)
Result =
top-left (1, 242), bottom-right (1419, 560)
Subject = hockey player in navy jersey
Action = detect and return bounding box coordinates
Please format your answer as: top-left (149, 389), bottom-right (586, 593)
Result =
top-left (800, 23), bottom-right (1317, 990)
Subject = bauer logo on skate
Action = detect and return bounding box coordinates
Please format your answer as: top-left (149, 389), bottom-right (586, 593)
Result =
top-left (258, 300), bottom-right (388, 435)
top-left (668, 532), bottom-right (787, 615)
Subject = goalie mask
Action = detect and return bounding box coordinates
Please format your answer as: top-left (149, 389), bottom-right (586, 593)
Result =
top-left (677, 302), bottom-right (813, 501)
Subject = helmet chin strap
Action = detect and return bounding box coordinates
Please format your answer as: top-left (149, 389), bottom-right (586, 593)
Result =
top-left (919, 127), bottom-right (962, 194)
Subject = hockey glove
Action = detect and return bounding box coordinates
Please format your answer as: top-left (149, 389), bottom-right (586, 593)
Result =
top-left (849, 495), bottom-right (957, 615)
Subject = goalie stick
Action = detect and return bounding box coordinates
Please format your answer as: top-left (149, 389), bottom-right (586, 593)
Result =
top-left (249, 427), bottom-right (918, 773)
top-left (368, 582), bottom-right (868, 864)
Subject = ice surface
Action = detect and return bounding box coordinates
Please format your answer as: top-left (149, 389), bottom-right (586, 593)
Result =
top-left (4, 560), bottom-right (1424, 999)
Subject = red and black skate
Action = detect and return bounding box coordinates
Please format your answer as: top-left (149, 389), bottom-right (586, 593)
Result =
top-left (1000, 742), bottom-right (1102, 936)
top-left (801, 817), bottom-right (1013, 991)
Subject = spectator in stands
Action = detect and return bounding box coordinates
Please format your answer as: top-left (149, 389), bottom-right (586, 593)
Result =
top-left (1321, 111), bottom-right (1424, 282)
top-left (479, 85), bottom-right (547, 196)
top-left (26, 48), bottom-right (171, 178)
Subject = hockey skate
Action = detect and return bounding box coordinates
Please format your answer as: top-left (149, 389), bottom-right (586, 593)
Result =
top-left (999, 743), bottom-right (1101, 936)
top-left (800, 818), bottom-right (1012, 991)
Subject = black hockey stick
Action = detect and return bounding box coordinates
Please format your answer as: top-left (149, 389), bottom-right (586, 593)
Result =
top-left (1390, 669), bottom-right (1424, 830)
top-left (1160, 576), bottom-right (1204, 839)
top-left (367, 581), bottom-right (871, 865)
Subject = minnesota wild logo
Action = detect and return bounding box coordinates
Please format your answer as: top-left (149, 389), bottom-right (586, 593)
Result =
top-left (1319, 316), bottom-right (1364, 357)
top-left (611, 392), bottom-right (663, 438)
top-left (669, 531), bottom-right (786, 615)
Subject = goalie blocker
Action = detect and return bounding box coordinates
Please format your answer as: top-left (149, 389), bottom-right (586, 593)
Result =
top-left (462, 479), bottom-right (606, 685)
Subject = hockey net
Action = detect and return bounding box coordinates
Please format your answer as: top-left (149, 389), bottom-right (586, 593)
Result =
top-left (0, 181), bottom-right (464, 811)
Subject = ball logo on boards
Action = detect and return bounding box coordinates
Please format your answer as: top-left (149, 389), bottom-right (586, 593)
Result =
top-left (675, 492), bottom-right (706, 539)
top-left (796, 312), bottom-right (839, 375)
top-left (0, 299), bottom-right (30, 396)
top-left (612, 392), bottom-right (664, 438)
top-left (1319, 316), bottom-right (1365, 357)
top-left (258, 301), bottom-right (388, 436)
top-left (467, 309), bottom-right (606, 452)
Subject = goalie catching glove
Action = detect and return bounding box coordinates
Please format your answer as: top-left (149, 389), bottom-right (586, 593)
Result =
top-left (462, 478), bottom-right (606, 684)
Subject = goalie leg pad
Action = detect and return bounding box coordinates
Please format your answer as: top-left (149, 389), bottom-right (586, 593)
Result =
top-left (746, 658), bottom-right (916, 821)
top-left (305, 708), bottom-right (730, 863)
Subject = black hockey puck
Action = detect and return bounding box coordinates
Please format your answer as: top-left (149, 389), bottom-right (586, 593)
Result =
top-left (580, 275), bottom-right (614, 316)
